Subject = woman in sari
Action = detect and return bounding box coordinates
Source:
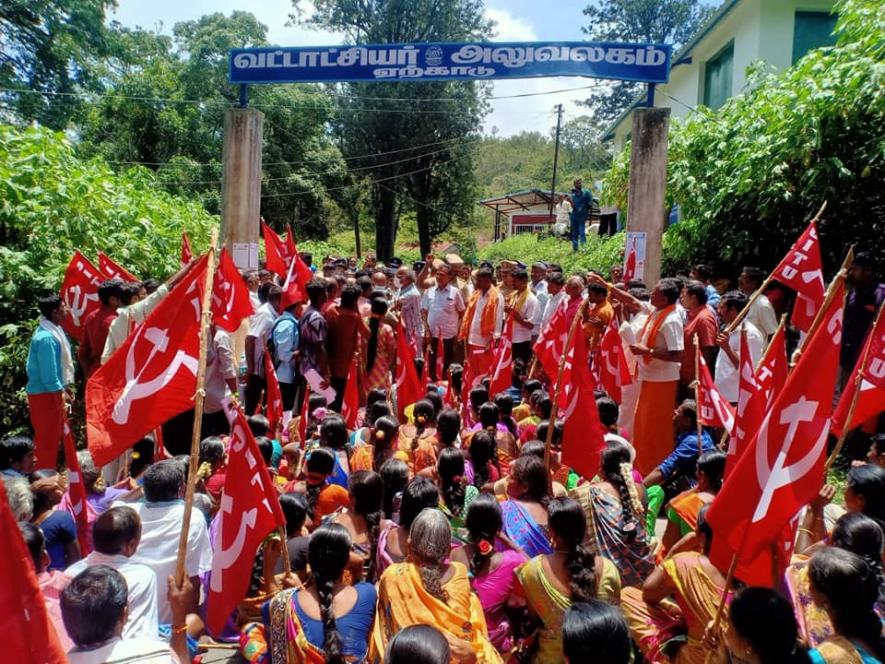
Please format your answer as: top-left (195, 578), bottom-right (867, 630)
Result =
top-left (349, 417), bottom-right (406, 474)
top-left (662, 450), bottom-right (726, 552)
top-left (376, 477), bottom-right (439, 575)
top-left (806, 547), bottom-right (884, 664)
top-left (362, 298), bottom-right (396, 392)
top-left (466, 429), bottom-right (500, 491)
top-left (464, 403), bottom-right (518, 474)
top-left (621, 505), bottom-right (729, 664)
top-left (786, 512), bottom-right (885, 649)
top-left (397, 400), bottom-right (439, 474)
top-left (513, 497), bottom-right (622, 664)
top-left (241, 524), bottom-right (377, 664)
top-left (370, 508), bottom-right (502, 664)
top-left (287, 448), bottom-right (350, 530)
top-left (451, 494), bottom-right (527, 652)
top-left (437, 447), bottom-right (478, 538)
top-left (349, 392), bottom-right (390, 448)
top-left (328, 471), bottom-right (385, 583)
top-left (571, 440), bottom-right (654, 587)
top-left (501, 455), bottom-right (552, 558)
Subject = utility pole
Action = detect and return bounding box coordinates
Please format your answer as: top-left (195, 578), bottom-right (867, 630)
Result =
top-left (549, 103), bottom-right (563, 215)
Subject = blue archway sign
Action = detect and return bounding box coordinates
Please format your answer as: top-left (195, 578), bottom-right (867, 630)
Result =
top-left (229, 41), bottom-right (671, 85)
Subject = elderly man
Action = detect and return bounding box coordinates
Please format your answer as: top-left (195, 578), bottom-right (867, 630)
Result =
top-left (395, 266), bottom-right (424, 354)
top-left (458, 267), bottom-right (504, 381)
top-left (421, 264), bottom-right (465, 382)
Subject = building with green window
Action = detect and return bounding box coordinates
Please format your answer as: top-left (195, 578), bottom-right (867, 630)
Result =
top-left (602, 0), bottom-right (837, 152)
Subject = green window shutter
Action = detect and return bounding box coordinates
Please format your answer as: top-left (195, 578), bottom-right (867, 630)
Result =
top-left (703, 42), bottom-right (734, 110)
top-left (792, 11), bottom-right (838, 64)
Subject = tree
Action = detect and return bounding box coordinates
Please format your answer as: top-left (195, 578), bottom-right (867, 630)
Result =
top-left (291, 0), bottom-right (492, 258)
top-left (579, 0), bottom-right (717, 126)
top-left (0, 0), bottom-right (116, 129)
top-left (557, 115), bottom-right (613, 178)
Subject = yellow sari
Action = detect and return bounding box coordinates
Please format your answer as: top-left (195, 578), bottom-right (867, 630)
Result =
top-left (369, 561), bottom-right (502, 664)
top-left (349, 444), bottom-right (409, 473)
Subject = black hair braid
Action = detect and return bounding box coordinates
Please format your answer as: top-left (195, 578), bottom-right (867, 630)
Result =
top-left (418, 562), bottom-right (449, 603)
top-left (315, 571), bottom-right (345, 664)
top-left (305, 481), bottom-right (323, 523)
top-left (364, 509), bottom-right (382, 583)
top-left (373, 430), bottom-right (392, 474)
top-left (567, 543), bottom-right (598, 603)
top-left (474, 460), bottom-right (490, 490)
top-left (607, 465), bottom-right (639, 543)
top-left (367, 316), bottom-right (380, 371)
top-left (443, 478), bottom-right (466, 518)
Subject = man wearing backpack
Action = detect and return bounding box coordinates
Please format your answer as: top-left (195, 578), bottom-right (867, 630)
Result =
top-left (270, 298), bottom-right (300, 412)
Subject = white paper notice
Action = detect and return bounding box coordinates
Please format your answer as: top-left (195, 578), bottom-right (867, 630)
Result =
top-left (304, 369), bottom-right (335, 404)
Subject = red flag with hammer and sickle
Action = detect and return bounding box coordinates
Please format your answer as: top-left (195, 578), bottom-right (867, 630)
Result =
top-left (60, 251), bottom-right (103, 342)
top-left (97, 251), bottom-right (139, 282)
top-left (832, 306), bottom-right (885, 435)
top-left (771, 220), bottom-right (825, 333)
top-left (212, 248), bottom-right (254, 333)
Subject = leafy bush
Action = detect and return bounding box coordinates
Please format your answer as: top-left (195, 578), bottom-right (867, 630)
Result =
top-left (477, 233), bottom-right (625, 276)
top-left (603, 0), bottom-right (884, 277)
top-left (0, 125), bottom-right (216, 436)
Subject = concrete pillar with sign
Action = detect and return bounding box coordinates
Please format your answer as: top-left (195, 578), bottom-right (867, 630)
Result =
top-left (221, 107), bottom-right (263, 269)
top-left (626, 107), bottom-right (670, 286)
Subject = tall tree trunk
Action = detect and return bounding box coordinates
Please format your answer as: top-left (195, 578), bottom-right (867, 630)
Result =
top-left (375, 186), bottom-right (397, 260)
top-left (352, 210), bottom-right (361, 258)
top-left (416, 205), bottom-right (433, 259)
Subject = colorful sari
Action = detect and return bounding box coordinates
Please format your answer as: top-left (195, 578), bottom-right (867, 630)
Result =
top-left (810, 636), bottom-right (882, 664)
top-left (369, 561), bottom-right (503, 664)
top-left (785, 557), bottom-right (834, 648)
top-left (439, 484), bottom-right (480, 543)
top-left (515, 555), bottom-right (622, 664)
top-left (571, 483), bottom-right (654, 587)
top-left (667, 490), bottom-right (708, 537)
top-left (621, 552), bottom-right (729, 664)
top-left (501, 500), bottom-right (552, 558)
top-left (397, 427), bottom-right (438, 474)
top-left (349, 444), bottom-right (408, 473)
top-left (473, 548), bottom-right (528, 651)
top-left (240, 589), bottom-right (324, 664)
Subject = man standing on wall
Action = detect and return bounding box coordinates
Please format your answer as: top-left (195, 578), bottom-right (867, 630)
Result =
top-left (568, 178), bottom-right (593, 252)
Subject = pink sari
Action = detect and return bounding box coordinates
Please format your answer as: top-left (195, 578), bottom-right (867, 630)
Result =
top-left (473, 548), bottom-right (527, 651)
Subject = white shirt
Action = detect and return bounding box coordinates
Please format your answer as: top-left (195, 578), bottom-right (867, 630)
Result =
top-left (555, 200), bottom-right (572, 223)
top-left (511, 291), bottom-right (540, 344)
top-left (467, 290), bottom-right (505, 347)
top-left (747, 293), bottom-right (778, 337)
top-left (102, 285), bottom-right (169, 364)
top-left (531, 281), bottom-right (549, 335)
top-left (204, 329), bottom-right (237, 413)
top-left (714, 320), bottom-right (764, 403)
top-left (247, 302), bottom-right (278, 376)
top-left (67, 637), bottom-right (178, 664)
top-left (637, 307), bottom-right (684, 382)
top-left (540, 291), bottom-right (565, 330)
top-left (65, 552), bottom-right (159, 640)
top-left (122, 501), bottom-right (212, 624)
top-left (421, 285), bottom-right (465, 339)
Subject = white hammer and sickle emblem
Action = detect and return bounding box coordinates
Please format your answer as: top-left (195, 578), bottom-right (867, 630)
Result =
top-left (65, 285), bottom-right (98, 327)
top-left (209, 494), bottom-right (258, 592)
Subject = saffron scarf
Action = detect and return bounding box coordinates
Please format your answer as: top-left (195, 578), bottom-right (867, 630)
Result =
top-left (459, 286), bottom-right (501, 340)
top-left (637, 304), bottom-right (677, 364)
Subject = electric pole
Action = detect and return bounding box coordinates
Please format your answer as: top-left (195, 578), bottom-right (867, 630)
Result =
top-left (549, 103), bottom-right (563, 215)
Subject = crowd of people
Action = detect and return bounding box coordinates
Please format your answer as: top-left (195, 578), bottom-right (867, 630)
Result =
top-left (4, 244), bottom-right (885, 664)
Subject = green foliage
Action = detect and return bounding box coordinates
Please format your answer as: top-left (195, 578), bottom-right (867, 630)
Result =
top-left (477, 233), bottom-right (625, 276)
top-left (0, 125), bottom-right (216, 435)
top-left (604, 0), bottom-right (885, 276)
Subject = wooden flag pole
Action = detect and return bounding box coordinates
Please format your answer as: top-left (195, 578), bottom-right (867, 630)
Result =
top-left (277, 524), bottom-right (293, 577)
top-left (174, 229), bottom-right (218, 586)
top-left (724, 201), bottom-right (828, 335)
top-left (693, 333), bottom-right (704, 456)
top-left (824, 302), bottom-right (882, 472)
top-left (704, 552), bottom-right (740, 663)
top-left (543, 298), bottom-right (589, 477)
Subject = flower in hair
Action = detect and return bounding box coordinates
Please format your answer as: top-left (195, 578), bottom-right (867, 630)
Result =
top-left (477, 540), bottom-right (494, 556)
top-left (375, 429), bottom-right (385, 440)
top-left (416, 415), bottom-right (427, 424)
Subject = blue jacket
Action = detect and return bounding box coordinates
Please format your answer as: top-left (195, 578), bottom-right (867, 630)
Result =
top-left (26, 327), bottom-right (63, 394)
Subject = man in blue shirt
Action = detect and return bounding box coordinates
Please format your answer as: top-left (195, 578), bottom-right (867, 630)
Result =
top-left (568, 178), bottom-right (594, 252)
top-left (271, 301), bottom-right (300, 411)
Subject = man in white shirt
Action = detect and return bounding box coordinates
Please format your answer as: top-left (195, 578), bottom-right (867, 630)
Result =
top-left (738, 266), bottom-right (778, 338)
top-left (530, 262), bottom-right (549, 341)
top-left (121, 460), bottom-right (212, 625)
top-left (715, 290), bottom-right (765, 403)
top-left (245, 284), bottom-right (281, 415)
top-left (540, 272), bottom-right (566, 330)
top-left (458, 267), bottom-right (504, 381)
top-left (626, 278), bottom-right (685, 475)
top-left (394, 267), bottom-right (424, 355)
top-left (64, 506), bottom-right (159, 640)
top-left (421, 264), bottom-right (465, 382)
top-left (505, 268), bottom-right (540, 364)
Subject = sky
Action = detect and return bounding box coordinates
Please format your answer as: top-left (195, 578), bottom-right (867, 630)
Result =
top-left (109, 0), bottom-right (597, 137)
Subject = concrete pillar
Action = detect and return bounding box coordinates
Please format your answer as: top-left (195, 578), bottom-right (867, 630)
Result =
top-left (626, 108), bottom-right (670, 285)
top-left (221, 108), bottom-right (264, 269)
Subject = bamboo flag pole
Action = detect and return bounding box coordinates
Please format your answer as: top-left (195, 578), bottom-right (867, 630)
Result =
top-left (704, 553), bottom-right (740, 663)
top-left (824, 302), bottom-right (882, 471)
top-left (543, 298), bottom-right (589, 476)
top-left (724, 201), bottom-right (828, 335)
top-left (174, 229), bottom-right (218, 586)
top-left (277, 524), bottom-right (293, 577)
top-left (693, 333), bottom-right (704, 456)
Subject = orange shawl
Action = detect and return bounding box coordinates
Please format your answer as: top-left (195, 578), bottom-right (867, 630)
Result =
top-left (459, 286), bottom-right (501, 340)
top-left (638, 304), bottom-right (677, 364)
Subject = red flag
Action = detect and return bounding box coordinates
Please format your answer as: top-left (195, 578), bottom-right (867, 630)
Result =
top-left (206, 403), bottom-right (285, 634)
top-left (697, 353), bottom-right (736, 434)
top-left (86, 257), bottom-right (207, 466)
top-left (558, 325), bottom-right (607, 481)
top-left (280, 246), bottom-right (313, 310)
top-left (534, 302), bottom-right (568, 380)
top-left (597, 319), bottom-right (632, 402)
top-left (285, 225), bottom-right (298, 262)
top-left (263, 347), bottom-right (283, 436)
top-left (395, 320), bottom-right (423, 417)
top-left (758, 322), bottom-right (789, 410)
top-left (0, 480), bottom-right (69, 664)
top-left (727, 327), bottom-right (764, 477)
top-left (832, 306), bottom-right (885, 435)
top-left (62, 417), bottom-right (91, 554)
top-left (181, 232), bottom-right (193, 267)
top-left (153, 427), bottom-right (168, 460)
top-left (623, 237), bottom-right (637, 282)
top-left (261, 220), bottom-right (291, 277)
top-left (707, 282), bottom-right (844, 569)
top-left (341, 355), bottom-right (360, 428)
top-left (489, 317), bottom-right (515, 396)
top-left (213, 248), bottom-right (255, 333)
top-left (297, 387), bottom-right (310, 445)
top-left (771, 220), bottom-right (826, 333)
top-left (97, 251), bottom-right (139, 282)
top-left (60, 251), bottom-right (103, 342)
